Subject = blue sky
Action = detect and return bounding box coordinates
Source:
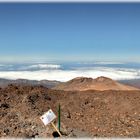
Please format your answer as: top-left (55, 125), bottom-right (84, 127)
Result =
top-left (0, 3), bottom-right (140, 63)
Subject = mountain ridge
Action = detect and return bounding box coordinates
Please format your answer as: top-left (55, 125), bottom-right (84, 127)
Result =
top-left (53, 76), bottom-right (139, 91)
top-left (0, 78), bottom-right (61, 88)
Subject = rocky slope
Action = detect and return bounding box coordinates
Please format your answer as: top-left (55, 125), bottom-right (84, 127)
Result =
top-left (0, 84), bottom-right (140, 138)
top-left (53, 76), bottom-right (139, 91)
top-left (0, 78), bottom-right (61, 88)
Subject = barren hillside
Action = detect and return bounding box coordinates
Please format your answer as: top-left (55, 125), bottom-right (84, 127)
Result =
top-left (0, 84), bottom-right (140, 138)
top-left (53, 76), bottom-right (139, 91)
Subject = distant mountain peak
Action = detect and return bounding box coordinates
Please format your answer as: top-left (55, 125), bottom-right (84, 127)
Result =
top-left (69, 77), bottom-right (93, 84)
top-left (94, 76), bottom-right (115, 85)
top-left (95, 76), bottom-right (112, 82)
top-left (53, 76), bottom-right (139, 91)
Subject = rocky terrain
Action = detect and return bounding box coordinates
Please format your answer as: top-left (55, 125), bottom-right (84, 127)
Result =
top-left (0, 81), bottom-right (140, 138)
top-left (0, 78), bottom-right (61, 88)
top-left (53, 76), bottom-right (139, 91)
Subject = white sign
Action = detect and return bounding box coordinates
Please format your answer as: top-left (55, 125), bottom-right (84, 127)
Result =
top-left (40, 109), bottom-right (56, 125)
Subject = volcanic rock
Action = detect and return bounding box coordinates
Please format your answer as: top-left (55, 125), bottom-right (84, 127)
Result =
top-left (0, 83), bottom-right (140, 138)
top-left (53, 76), bottom-right (139, 91)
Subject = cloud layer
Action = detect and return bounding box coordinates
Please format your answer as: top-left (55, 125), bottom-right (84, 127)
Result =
top-left (17, 64), bottom-right (61, 71)
top-left (0, 66), bottom-right (140, 81)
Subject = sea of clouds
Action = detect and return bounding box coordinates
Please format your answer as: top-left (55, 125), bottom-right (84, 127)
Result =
top-left (0, 62), bottom-right (140, 81)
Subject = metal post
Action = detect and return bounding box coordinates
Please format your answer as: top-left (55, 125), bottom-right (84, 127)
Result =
top-left (58, 103), bottom-right (61, 131)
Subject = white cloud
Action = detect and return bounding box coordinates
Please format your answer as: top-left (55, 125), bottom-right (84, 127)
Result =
top-left (18, 64), bottom-right (61, 70)
top-left (0, 67), bottom-right (140, 81)
top-left (78, 61), bottom-right (125, 65)
top-left (93, 62), bottom-right (125, 65)
top-left (28, 64), bottom-right (61, 69)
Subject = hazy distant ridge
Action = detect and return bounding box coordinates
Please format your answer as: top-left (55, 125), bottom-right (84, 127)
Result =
top-left (0, 78), bottom-right (61, 88)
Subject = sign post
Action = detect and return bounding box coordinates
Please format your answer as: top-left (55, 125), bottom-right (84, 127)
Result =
top-left (51, 122), bottom-right (62, 137)
top-left (40, 109), bottom-right (62, 137)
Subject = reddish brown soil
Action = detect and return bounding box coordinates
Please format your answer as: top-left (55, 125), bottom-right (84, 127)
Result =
top-left (0, 84), bottom-right (140, 138)
top-left (53, 76), bottom-right (139, 91)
